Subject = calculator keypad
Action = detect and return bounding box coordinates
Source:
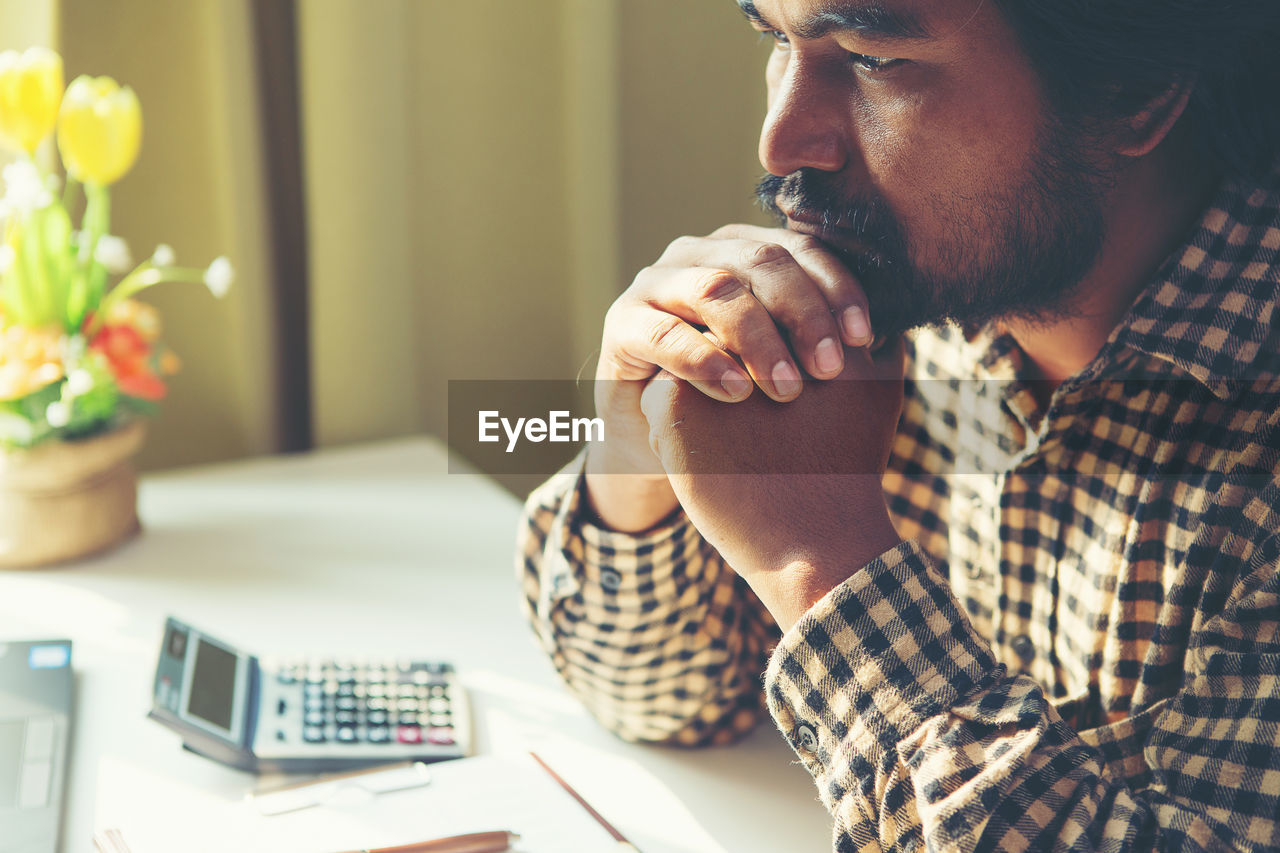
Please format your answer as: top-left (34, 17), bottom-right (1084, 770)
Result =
top-left (269, 660), bottom-right (461, 753)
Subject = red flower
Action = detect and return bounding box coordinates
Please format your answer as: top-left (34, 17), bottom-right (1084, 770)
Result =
top-left (88, 322), bottom-right (167, 400)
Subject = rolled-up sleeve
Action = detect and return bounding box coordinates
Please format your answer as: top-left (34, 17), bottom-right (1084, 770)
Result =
top-left (517, 453), bottom-right (780, 745)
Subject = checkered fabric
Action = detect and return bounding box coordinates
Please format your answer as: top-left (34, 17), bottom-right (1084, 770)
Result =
top-left (517, 164), bottom-right (1280, 851)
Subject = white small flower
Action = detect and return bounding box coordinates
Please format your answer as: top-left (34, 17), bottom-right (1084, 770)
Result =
top-left (67, 368), bottom-right (94, 396)
top-left (1, 160), bottom-right (53, 215)
top-left (94, 235), bottom-right (133, 274)
top-left (152, 243), bottom-right (175, 267)
top-left (203, 256), bottom-right (234, 298)
top-left (0, 244), bottom-right (14, 275)
top-left (45, 401), bottom-right (70, 428)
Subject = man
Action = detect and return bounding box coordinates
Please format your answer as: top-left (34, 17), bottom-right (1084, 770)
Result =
top-left (518, 0), bottom-right (1280, 849)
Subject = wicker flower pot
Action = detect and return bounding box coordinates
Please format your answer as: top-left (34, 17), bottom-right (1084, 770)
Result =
top-left (0, 420), bottom-right (145, 568)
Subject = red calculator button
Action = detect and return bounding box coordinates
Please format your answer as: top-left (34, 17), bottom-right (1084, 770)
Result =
top-left (427, 728), bottom-right (455, 746)
top-left (396, 726), bottom-right (423, 744)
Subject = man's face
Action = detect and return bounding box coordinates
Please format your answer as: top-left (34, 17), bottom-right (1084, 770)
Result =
top-left (746, 0), bottom-right (1111, 335)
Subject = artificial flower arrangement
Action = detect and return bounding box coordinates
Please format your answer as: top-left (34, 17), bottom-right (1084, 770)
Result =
top-left (0, 46), bottom-right (232, 449)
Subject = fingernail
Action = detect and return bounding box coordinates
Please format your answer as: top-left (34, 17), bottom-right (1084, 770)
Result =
top-left (722, 368), bottom-right (751, 399)
top-left (841, 306), bottom-right (872, 345)
top-left (814, 337), bottom-right (842, 375)
top-left (772, 361), bottom-right (802, 397)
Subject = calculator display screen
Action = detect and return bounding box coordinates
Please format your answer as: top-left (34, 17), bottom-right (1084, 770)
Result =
top-left (187, 639), bottom-right (238, 732)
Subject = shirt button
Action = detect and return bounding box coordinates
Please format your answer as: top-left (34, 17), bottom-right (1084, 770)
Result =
top-left (795, 724), bottom-right (819, 752)
top-left (599, 569), bottom-right (622, 592)
top-left (1011, 634), bottom-right (1035, 663)
top-left (966, 562), bottom-right (983, 580)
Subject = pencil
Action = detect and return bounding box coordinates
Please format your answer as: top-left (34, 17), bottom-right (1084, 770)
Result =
top-left (331, 829), bottom-right (519, 853)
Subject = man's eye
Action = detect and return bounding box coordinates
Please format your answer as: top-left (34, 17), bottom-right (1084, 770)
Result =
top-left (768, 30), bottom-right (791, 49)
top-left (850, 53), bottom-right (902, 73)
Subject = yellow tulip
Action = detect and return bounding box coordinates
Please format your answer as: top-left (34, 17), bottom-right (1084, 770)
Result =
top-left (57, 75), bottom-right (142, 186)
top-left (0, 47), bottom-right (64, 155)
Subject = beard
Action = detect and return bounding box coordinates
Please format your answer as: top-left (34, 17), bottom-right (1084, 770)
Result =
top-left (756, 125), bottom-right (1111, 337)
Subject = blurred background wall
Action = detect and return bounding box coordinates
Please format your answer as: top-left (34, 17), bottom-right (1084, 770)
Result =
top-left (0, 0), bottom-right (771, 488)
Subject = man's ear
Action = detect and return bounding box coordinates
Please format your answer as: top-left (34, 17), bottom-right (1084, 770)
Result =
top-left (1115, 81), bottom-right (1194, 158)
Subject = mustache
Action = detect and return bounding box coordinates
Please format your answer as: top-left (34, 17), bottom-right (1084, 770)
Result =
top-left (755, 170), bottom-right (900, 252)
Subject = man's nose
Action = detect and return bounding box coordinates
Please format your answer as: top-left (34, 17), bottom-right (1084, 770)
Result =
top-left (758, 61), bottom-right (847, 177)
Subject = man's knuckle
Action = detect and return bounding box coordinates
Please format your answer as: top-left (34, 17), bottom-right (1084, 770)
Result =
top-left (684, 347), bottom-right (725, 378)
top-left (630, 265), bottom-right (659, 290)
top-left (742, 241), bottom-right (794, 271)
top-left (666, 235), bottom-right (700, 257)
top-left (798, 304), bottom-right (838, 334)
top-left (694, 269), bottom-right (744, 304)
top-left (646, 315), bottom-right (687, 351)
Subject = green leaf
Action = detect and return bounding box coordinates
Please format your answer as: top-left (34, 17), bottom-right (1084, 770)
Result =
top-left (40, 202), bottom-right (75, 332)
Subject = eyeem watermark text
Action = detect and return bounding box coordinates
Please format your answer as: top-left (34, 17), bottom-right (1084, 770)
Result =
top-left (478, 410), bottom-right (605, 453)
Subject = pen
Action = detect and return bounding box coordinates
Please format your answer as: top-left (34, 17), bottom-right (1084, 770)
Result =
top-left (331, 830), bottom-right (519, 853)
top-left (529, 752), bottom-right (639, 851)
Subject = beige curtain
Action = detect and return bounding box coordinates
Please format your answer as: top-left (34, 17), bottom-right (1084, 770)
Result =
top-left (0, 0), bottom-right (769, 476)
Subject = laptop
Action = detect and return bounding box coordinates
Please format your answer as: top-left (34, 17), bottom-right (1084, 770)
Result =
top-left (0, 640), bottom-right (73, 853)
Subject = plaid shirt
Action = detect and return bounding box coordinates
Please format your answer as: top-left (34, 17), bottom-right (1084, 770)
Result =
top-left (517, 163), bottom-right (1280, 851)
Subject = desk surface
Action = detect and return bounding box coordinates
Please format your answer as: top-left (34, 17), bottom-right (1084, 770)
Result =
top-left (0, 438), bottom-right (830, 853)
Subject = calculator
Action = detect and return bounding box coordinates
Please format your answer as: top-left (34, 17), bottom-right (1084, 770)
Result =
top-left (147, 618), bottom-right (471, 774)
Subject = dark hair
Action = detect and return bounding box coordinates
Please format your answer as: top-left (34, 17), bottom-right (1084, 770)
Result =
top-left (992, 0), bottom-right (1280, 178)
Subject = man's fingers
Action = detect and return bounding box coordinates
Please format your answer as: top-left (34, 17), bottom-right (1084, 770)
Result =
top-left (710, 224), bottom-right (874, 347)
top-left (609, 311), bottom-right (753, 403)
top-left (644, 236), bottom-right (849, 392)
top-left (640, 264), bottom-right (806, 401)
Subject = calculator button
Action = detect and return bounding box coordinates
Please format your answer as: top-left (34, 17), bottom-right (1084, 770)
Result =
top-left (396, 726), bottom-right (422, 744)
top-left (366, 710), bottom-right (389, 726)
top-left (397, 698), bottom-right (418, 712)
top-left (427, 728), bottom-right (455, 746)
top-left (398, 684), bottom-right (416, 698)
top-left (305, 711), bottom-right (325, 726)
top-left (277, 671), bottom-right (296, 686)
top-left (366, 684), bottom-right (386, 698)
top-left (412, 670), bottom-right (430, 685)
top-left (337, 684), bottom-right (356, 698)
top-left (367, 727), bottom-right (390, 743)
top-left (366, 697), bottom-right (387, 711)
top-left (336, 727), bottom-right (357, 743)
top-left (335, 710), bottom-right (358, 725)
top-left (303, 726), bottom-right (326, 743)
top-left (429, 714), bottom-right (451, 727)
top-left (427, 698), bottom-right (449, 713)
top-left (337, 697), bottom-right (358, 711)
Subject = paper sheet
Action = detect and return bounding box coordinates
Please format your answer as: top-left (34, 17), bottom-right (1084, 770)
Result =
top-left (95, 750), bottom-right (720, 853)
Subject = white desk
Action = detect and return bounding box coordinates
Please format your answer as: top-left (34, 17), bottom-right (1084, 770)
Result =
top-left (0, 438), bottom-right (830, 853)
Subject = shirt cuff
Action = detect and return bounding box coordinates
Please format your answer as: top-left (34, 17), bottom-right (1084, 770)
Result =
top-left (763, 539), bottom-right (1001, 803)
top-left (533, 452), bottom-right (710, 610)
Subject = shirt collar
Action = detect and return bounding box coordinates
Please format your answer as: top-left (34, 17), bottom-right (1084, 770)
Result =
top-left (1103, 161), bottom-right (1280, 399)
